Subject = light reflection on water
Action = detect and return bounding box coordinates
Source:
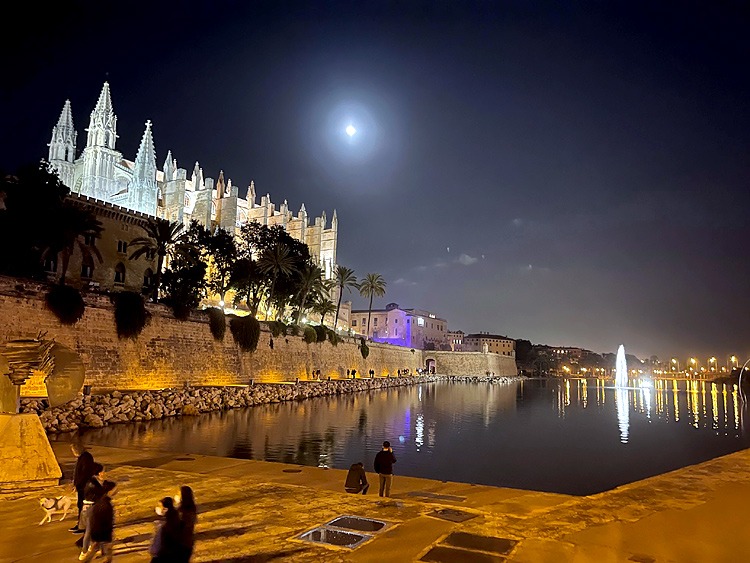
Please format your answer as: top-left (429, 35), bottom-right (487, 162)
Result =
top-left (69, 378), bottom-right (750, 495)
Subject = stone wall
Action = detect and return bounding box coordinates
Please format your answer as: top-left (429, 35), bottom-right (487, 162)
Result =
top-left (0, 276), bottom-right (517, 392)
top-left (428, 351), bottom-right (517, 377)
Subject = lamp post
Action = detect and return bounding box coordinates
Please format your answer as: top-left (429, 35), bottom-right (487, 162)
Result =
top-left (671, 358), bottom-right (679, 374)
top-left (689, 358), bottom-right (697, 378)
top-left (709, 357), bottom-right (717, 376)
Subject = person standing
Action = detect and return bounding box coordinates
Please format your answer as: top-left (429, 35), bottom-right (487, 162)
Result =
top-left (79, 480), bottom-right (117, 562)
top-left (150, 497), bottom-right (182, 562)
top-left (70, 443), bottom-right (95, 533)
top-left (374, 441), bottom-right (397, 497)
top-left (78, 463), bottom-right (106, 559)
top-left (344, 462), bottom-right (369, 495)
top-left (175, 486), bottom-right (197, 562)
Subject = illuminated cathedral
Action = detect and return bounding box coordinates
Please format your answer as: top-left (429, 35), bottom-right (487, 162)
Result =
top-left (47, 82), bottom-right (338, 278)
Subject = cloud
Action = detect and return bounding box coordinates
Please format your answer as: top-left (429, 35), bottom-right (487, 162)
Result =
top-left (511, 218), bottom-right (523, 227)
top-left (394, 277), bottom-right (417, 286)
top-left (458, 253), bottom-right (478, 266)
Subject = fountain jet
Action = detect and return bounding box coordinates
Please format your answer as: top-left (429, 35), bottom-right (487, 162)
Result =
top-left (615, 344), bottom-right (628, 388)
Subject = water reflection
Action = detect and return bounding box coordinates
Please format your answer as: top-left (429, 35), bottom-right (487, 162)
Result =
top-left (70, 378), bottom-right (750, 496)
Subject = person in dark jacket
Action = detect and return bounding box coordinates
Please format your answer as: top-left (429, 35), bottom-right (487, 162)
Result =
top-left (374, 441), bottom-right (397, 497)
top-left (344, 462), bottom-right (369, 494)
top-left (175, 485), bottom-right (197, 562)
top-left (70, 443), bottom-right (95, 533)
top-left (80, 480), bottom-right (117, 562)
top-left (150, 496), bottom-right (182, 562)
top-left (78, 463), bottom-right (106, 557)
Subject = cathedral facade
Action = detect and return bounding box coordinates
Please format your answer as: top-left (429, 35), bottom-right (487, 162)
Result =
top-left (47, 82), bottom-right (338, 279)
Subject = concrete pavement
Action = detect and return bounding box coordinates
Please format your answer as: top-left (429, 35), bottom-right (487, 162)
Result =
top-left (3, 442), bottom-right (750, 562)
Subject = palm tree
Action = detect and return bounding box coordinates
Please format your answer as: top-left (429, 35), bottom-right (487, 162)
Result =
top-left (294, 263), bottom-right (326, 325)
top-left (257, 243), bottom-right (297, 320)
top-left (313, 296), bottom-right (337, 326)
top-left (333, 265), bottom-right (357, 331)
top-left (41, 204), bottom-right (103, 285)
top-left (358, 273), bottom-right (387, 339)
top-left (129, 217), bottom-right (185, 302)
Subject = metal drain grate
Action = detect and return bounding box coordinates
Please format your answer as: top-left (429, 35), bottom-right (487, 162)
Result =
top-left (297, 527), bottom-right (370, 549)
top-left (426, 508), bottom-right (478, 523)
top-left (406, 491), bottom-right (467, 502)
top-left (421, 545), bottom-right (505, 563)
top-left (327, 515), bottom-right (388, 533)
top-left (442, 532), bottom-right (516, 555)
top-left (174, 457), bottom-right (195, 461)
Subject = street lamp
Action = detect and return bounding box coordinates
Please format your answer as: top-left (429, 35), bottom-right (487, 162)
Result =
top-left (709, 357), bottom-right (717, 374)
top-left (671, 358), bottom-right (679, 373)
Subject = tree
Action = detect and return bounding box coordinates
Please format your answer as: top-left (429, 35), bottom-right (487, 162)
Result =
top-left (128, 217), bottom-right (185, 302)
top-left (41, 203), bottom-right (103, 285)
top-left (333, 265), bottom-right (357, 331)
top-left (313, 296), bottom-right (337, 325)
top-left (230, 257), bottom-right (266, 315)
top-left (294, 262), bottom-right (327, 325)
top-left (0, 161), bottom-right (69, 278)
top-left (358, 273), bottom-right (387, 338)
top-left (199, 226), bottom-right (237, 305)
top-left (257, 243), bottom-right (297, 320)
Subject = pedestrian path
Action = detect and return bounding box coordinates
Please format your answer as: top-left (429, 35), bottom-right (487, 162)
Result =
top-left (3, 442), bottom-right (750, 562)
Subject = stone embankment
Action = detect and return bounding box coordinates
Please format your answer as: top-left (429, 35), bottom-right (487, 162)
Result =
top-left (20, 375), bottom-right (440, 434)
top-left (445, 375), bottom-right (520, 383)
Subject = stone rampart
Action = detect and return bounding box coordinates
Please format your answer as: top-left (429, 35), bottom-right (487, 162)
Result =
top-left (428, 350), bottom-right (517, 377)
top-left (0, 276), bottom-right (517, 391)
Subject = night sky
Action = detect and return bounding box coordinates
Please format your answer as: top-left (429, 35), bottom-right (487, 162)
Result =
top-left (2, 1), bottom-right (749, 361)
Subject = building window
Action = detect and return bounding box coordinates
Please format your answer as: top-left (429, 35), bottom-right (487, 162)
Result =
top-left (114, 263), bottom-right (126, 284)
top-left (83, 233), bottom-right (96, 246)
top-left (395, 319), bottom-right (398, 324)
top-left (43, 256), bottom-right (57, 273)
top-left (362, 318), bottom-right (366, 326)
top-left (373, 318), bottom-right (378, 326)
top-left (146, 248), bottom-right (156, 260)
top-left (143, 268), bottom-right (153, 290)
top-left (352, 320), bottom-right (357, 327)
top-left (117, 240), bottom-right (128, 254)
top-left (81, 261), bottom-right (94, 279)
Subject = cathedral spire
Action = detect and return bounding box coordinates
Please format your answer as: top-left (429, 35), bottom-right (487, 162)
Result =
top-left (85, 82), bottom-right (117, 149)
top-left (48, 100), bottom-right (77, 185)
top-left (130, 120), bottom-right (158, 215)
top-left (163, 150), bottom-right (175, 182)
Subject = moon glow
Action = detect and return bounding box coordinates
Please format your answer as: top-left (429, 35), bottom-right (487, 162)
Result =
top-left (345, 124), bottom-right (357, 137)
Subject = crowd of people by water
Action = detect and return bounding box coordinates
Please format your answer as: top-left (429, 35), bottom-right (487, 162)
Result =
top-left (69, 443), bottom-right (196, 562)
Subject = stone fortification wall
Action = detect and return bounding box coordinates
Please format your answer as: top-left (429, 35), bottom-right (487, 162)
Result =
top-left (428, 351), bottom-right (517, 377)
top-left (0, 276), bottom-right (516, 391)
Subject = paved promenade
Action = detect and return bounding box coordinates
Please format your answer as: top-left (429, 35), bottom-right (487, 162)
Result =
top-left (3, 442), bottom-right (750, 562)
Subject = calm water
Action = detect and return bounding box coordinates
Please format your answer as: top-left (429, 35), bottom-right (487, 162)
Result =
top-left (71, 378), bottom-right (750, 495)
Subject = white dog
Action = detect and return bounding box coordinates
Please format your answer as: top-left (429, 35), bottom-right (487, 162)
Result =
top-left (38, 495), bottom-right (73, 525)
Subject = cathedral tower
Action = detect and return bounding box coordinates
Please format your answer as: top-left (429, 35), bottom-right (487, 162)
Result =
top-left (47, 100), bottom-right (77, 187)
top-left (79, 82), bottom-right (121, 201)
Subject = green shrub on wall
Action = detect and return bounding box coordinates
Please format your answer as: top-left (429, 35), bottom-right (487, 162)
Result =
top-left (288, 324), bottom-right (300, 337)
top-left (229, 315), bottom-right (260, 352)
top-left (207, 307), bottom-right (226, 341)
top-left (360, 337), bottom-right (370, 360)
top-left (313, 324), bottom-right (326, 344)
top-left (303, 326), bottom-right (317, 344)
top-left (112, 291), bottom-right (150, 339)
top-left (269, 320), bottom-right (287, 338)
top-left (45, 285), bottom-right (85, 325)
top-left (326, 327), bottom-right (339, 346)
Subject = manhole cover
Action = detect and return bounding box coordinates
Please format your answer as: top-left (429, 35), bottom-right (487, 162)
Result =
top-left (283, 468), bottom-right (303, 473)
top-left (297, 527), bottom-right (370, 549)
top-left (426, 508), bottom-right (478, 523)
top-left (421, 545), bottom-right (505, 563)
top-left (327, 515), bottom-right (387, 533)
top-left (442, 532), bottom-right (517, 555)
top-left (174, 457), bottom-right (195, 461)
top-left (406, 491), bottom-right (466, 502)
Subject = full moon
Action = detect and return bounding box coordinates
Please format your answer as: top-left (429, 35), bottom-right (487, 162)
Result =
top-left (345, 124), bottom-right (357, 137)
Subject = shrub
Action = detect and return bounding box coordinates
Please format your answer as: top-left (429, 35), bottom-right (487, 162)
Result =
top-left (269, 320), bottom-right (287, 337)
top-left (112, 291), bottom-right (150, 339)
top-left (303, 326), bottom-right (317, 344)
top-left (313, 324), bottom-right (326, 344)
top-left (288, 324), bottom-right (300, 337)
top-left (360, 338), bottom-right (370, 360)
top-left (45, 285), bottom-right (85, 325)
top-left (229, 315), bottom-right (261, 352)
top-left (207, 307), bottom-right (226, 341)
top-left (326, 328), bottom-right (339, 346)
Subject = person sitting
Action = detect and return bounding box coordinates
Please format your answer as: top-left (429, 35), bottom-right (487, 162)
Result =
top-left (344, 462), bottom-right (369, 495)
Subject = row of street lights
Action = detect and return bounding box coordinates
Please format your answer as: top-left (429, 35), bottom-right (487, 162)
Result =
top-left (669, 356), bottom-right (740, 374)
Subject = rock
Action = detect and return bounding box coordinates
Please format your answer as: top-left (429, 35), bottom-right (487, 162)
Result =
top-left (83, 413), bottom-right (104, 428)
